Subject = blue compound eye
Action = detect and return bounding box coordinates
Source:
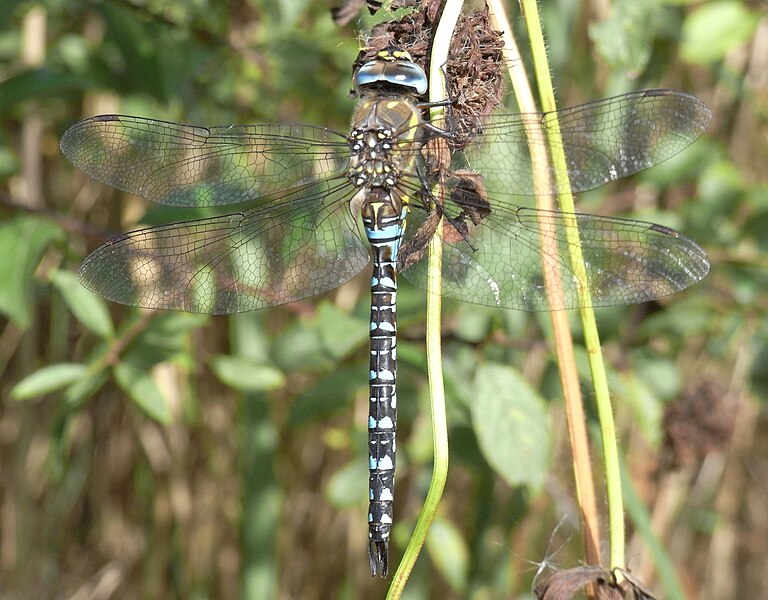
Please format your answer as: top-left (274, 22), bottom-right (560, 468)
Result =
top-left (354, 51), bottom-right (428, 96)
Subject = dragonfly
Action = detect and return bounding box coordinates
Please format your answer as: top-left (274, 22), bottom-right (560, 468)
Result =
top-left (61, 47), bottom-right (711, 577)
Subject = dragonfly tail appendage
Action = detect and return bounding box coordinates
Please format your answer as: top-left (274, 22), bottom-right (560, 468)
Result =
top-left (369, 539), bottom-right (389, 578)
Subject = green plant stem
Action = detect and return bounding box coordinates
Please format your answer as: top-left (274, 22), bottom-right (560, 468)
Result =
top-left (487, 0), bottom-right (603, 571)
top-left (386, 0), bottom-right (463, 595)
top-left (518, 0), bottom-right (626, 572)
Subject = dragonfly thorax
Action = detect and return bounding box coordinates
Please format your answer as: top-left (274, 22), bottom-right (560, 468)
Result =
top-left (348, 47), bottom-right (427, 191)
top-left (348, 128), bottom-right (399, 188)
top-left (347, 95), bottom-right (423, 191)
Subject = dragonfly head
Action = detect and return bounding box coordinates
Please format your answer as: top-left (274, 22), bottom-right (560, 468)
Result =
top-left (354, 46), bottom-right (428, 97)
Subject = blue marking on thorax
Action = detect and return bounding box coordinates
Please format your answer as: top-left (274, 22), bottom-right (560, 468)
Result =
top-left (363, 205), bottom-right (408, 260)
top-left (365, 225), bottom-right (402, 240)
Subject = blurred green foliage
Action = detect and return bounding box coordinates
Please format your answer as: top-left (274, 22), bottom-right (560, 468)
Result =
top-left (1, 1), bottom-right (766, 599)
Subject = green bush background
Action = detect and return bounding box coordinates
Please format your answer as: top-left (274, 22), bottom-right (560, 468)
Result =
top-left (0, 1), bottom-right (766, 598)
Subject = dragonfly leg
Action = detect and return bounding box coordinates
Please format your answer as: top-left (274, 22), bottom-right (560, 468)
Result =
top-left (415, 98), bottom-right (453, 110)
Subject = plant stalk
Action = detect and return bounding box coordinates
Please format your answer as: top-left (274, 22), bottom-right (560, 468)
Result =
top-left (386, 0), bottom-right (463, 595)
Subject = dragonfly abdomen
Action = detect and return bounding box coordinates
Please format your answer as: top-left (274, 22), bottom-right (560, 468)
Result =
top-left (362, 195), bottom-right (407, 577)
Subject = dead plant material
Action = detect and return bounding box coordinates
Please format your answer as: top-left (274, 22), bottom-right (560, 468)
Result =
top-left (351, 0), bottom-right (505, 148)
top-left (534, 565), bottom-right (658, 600)
top-left (663, 377), bottom-right (739, 467)
top-left (397, 169), bottom-right (491, 271)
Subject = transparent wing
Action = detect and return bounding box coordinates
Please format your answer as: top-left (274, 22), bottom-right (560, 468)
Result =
top-left (400, 183), bottom-right (710, 311)
top-left (78, 179), bottom-right (370, 314)
top-left (60, 115), bottom-right (349, 207)
top-left (442, 90), bottom-right (711, 196)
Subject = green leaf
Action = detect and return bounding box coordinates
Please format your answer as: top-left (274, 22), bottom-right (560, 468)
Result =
top-left (325, 458), bottom-right (367, 508)
top-left (0, 145), bottom-right (18, 178)
top-left (608, 363), bottom-right (668, 447)
top-left (62, 370), bottom-right (109, 409)
top-left (681, 1), bottom-right (759, 64)
top-left (426, 516), bottom-right (469, 593)
top-left (149, 312), bottom-right (210, 335)
top-left (316, 301), bottom-right (368, 360)
top-left (124, 313), bottom-right (209, 373)
top-left (442, 348), bottom-right (483, 410)
top-left (114, 361), bottom-right (171, 424)
top-left (589, 0), bottom-right (658, 77)
top-left (472, 363), bottom-right (551, 491)
top-left (0, 68), bottom-right (84, 116)
top-left (0, 215), bottom-right (64, 328)
top-left (11, 363), bottom-right (89, 400)
top-left (51, 270), bottom-right (114, 339)
top-left (0, 0), bottom-right (27, 27)
top-left (634, 354), bottom-right (682, 401)
top-left (209, 354), bottom-right (285, 392)
top-left (273, 319), bottom-right (330, 371)
top-left (454, 304), bottom-right (493, 343)
top-left (230, 312), bottom-right (271, 363)
top-left (98, 3), bottom-right (169, 100)
top-left (289, 364), bottom-right (364, 426)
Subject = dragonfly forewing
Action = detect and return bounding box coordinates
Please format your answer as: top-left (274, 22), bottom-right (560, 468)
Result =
top-left (455, 90), bottom-right (712, 196)
top-left (60, 115), bottom-right (350, 207)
